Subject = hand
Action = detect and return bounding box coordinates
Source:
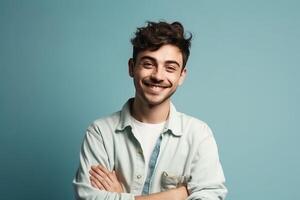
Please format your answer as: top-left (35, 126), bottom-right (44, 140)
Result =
top-left (89, 165), bottom-right (124, 193)
top-left (135, 186), bottom-right (188, 200)
top-left (174, 186), bottom-right (188, 200)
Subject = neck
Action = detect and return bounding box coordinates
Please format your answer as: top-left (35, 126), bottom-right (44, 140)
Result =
top-left (131, 98), bottom-right (170, 124)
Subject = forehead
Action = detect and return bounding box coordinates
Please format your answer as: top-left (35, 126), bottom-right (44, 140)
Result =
top-left (136, 44), bottom-right (183, 66)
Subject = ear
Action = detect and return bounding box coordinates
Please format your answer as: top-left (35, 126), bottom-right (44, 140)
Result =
top-left (128, 58), bottom-right (134, 77)
top-left (178, 68), bottom-right (187, 86)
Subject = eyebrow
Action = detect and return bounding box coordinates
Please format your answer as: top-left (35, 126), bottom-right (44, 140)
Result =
top-left (139, 56), bottom-right (181, 68)
top-left (165, 60), bottom-right (180, 68)
top-left (139, 56), bottom-right (157, 66)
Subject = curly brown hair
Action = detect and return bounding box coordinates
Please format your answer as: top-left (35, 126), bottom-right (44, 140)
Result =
top-left (131, 21), bottom-right (192, 68)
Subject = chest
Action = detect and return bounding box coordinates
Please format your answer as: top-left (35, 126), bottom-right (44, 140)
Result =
top-left (112, 132), bottom-right (196, 193)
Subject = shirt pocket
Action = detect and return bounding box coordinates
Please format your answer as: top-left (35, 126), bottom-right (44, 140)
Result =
top-left (160, 171), bottom-right (191, 191)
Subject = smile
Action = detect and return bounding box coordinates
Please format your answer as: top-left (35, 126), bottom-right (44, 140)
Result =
top-left (144, 82), bottom-right (169, 88)
top-left (143, 83), bottom-right (168, 94)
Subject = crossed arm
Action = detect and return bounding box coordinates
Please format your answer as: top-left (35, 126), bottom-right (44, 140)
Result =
top-left (89, 165), bottom-right (188, 200)
top-left (73, 124), bottom-right (227, 199)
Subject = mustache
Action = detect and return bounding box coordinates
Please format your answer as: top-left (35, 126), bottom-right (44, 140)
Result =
top-left (143, 78), bottom-right (172, 88)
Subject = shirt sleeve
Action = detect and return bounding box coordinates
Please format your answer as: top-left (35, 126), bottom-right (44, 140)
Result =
top-left (72, 123), bottom-right (135, 200)
top-left (186, 125), bottom-right (228, 200)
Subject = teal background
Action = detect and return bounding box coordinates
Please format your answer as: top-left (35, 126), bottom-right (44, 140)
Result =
top-left (1, 0), bottom-right (299, 199)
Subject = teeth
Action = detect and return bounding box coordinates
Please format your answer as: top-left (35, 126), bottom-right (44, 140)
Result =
top-left (144, 83), bottom-right (166, 89)
top-left (151, 85), bottom-right (161, 88)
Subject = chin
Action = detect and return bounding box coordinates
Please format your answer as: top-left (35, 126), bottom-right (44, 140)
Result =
top-left (143, 96), bottom-right (170, 107)
top-left (136, 89), bottom-right (176, 107)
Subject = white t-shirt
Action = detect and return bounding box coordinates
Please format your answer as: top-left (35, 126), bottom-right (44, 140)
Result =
top-left (130, 116), bottom-right (166, 172)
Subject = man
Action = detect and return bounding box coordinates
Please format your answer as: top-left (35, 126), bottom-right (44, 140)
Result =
top-left (73, 21), bottom-right (227, 200)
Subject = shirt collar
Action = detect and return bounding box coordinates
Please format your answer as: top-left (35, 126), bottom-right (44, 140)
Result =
top-left (165, 102), bottom-right (183, 136)
top-left (115, 99), bottom-right (133, 133)
top-left (115, 98), bottom-right (183, 136)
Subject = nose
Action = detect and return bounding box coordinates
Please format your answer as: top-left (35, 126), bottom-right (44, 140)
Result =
top-left (150, 67), bottom-right (164, 82)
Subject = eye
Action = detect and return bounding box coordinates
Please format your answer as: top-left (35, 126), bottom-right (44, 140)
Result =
top-left (165, 65), bottom-right (177, 73)
top-left (141, 61), bottom-right (154, 68)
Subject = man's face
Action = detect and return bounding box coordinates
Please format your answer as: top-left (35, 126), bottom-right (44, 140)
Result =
top-left (129, 44), bottom-right (187, 107)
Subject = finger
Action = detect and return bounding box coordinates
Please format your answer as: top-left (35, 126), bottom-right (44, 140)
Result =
top-left (92, 175), bottom-right (111, 191)
top-left (89, 170), bottom-right (113, 186)
top-left (97, 165), bottom-right (115, 182)
top-left (90, 176), bottom-right (104, 190)
top-left (92, 165), bottom-right (114, 183)
top-left (99, 177), bottom-right (111, 191)
top-left (91, 165), bottom-right (107, 177)
top-left (91, 180), bottom-right (99, 189)
top-left (89, 170), bottom-right (102, 181)
top-left (111, 170), bottom-right (118, 181)
top-left (96, 165), bottom-right (111, 176)
top-left (90, 170), bottom-right (112, 191)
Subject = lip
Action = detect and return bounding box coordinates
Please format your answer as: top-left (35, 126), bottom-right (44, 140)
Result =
top-left (143, 81), bottom-right (169, 88)
top-left (144, 83), bottom-right (167, 94)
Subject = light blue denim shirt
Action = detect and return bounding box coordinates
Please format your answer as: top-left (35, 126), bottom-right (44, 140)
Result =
top-left (73, 99), bottom-right (227, 200)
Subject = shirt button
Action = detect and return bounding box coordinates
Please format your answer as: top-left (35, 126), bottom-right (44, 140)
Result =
top-left (163, 171), bottom-right (168, 177)
top-left (137, 175), bottom-right (142, 179)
